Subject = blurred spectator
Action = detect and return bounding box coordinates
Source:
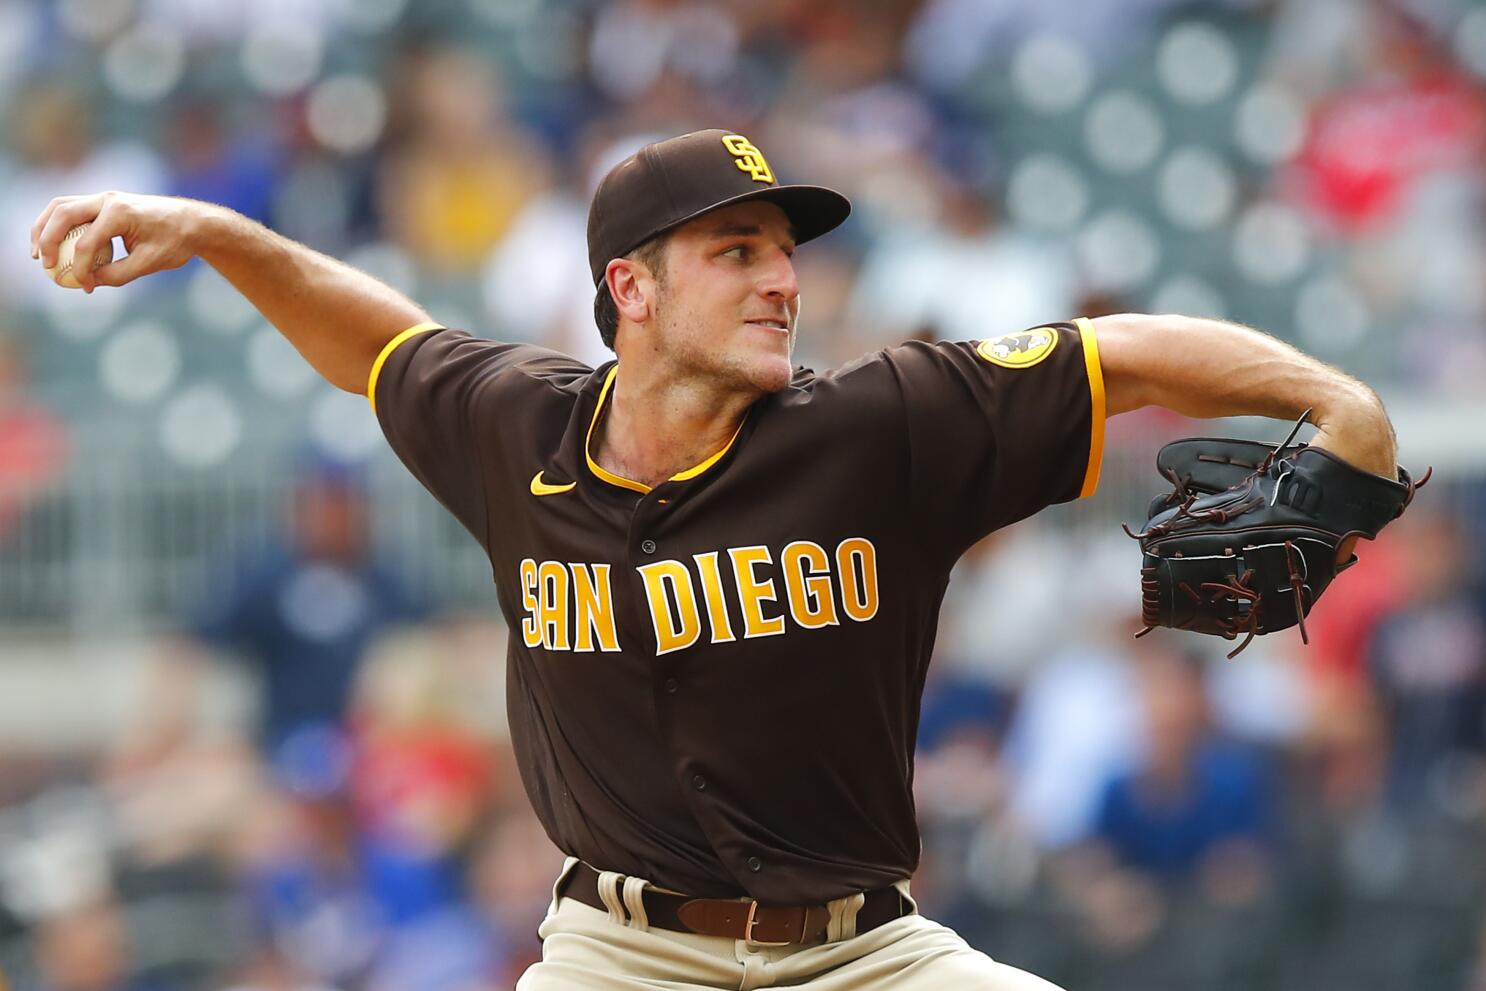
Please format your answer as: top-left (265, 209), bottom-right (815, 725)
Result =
top-left (480, 130), bottom-right (661, 365)
top-left (846, 176), bottom-right (1078, 346)
top-left (180, 457), bottom-right (426, 756)
top-left (1263, 0), bottom-right (1377, 96)
top-left (1003, 634), bottom-right (1141, 850)
top-left (1284, 5), bottom-right (1486, 233)
top-left (94, 643), bottom-right (259, 990)
top-left (0, 333), bottom-right (66, 540)
top-left (379, 49), bottom-right (549, 275)
top-left (29, 899), bottom-right (165, 991)
top-left (587, 0), bottom-right (741, 105)
top-left (463, 807), bottom-right (566, 989)
top-left (1303, 529), bottom-right (1406, 684)
top-left (1365, 510), bottom-right (1486, 809)
top-left (934, 525), bottom-right (1079, 687)
top-left (220, 948), bottom-right (342, 991)
top-left (235, 784), bottom-right (380, 990)
top-left (904, 0), bottom-right (1193, 93)
top-left (0, 82), bottom-right (165, 304)
top-left (166, 102), bottom-right (281, 226)
top-left (348, 646), bottom-right (493, 929)
top-left (1090, 647), bottom-right (1275, 885)
top-left (138, 0), bottom-right (342, 42)
top-left (913, 673), bottom-right (1022, 917)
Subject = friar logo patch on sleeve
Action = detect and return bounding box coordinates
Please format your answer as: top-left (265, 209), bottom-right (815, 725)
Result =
top-left (976, 327), bottom-right (1058, 368)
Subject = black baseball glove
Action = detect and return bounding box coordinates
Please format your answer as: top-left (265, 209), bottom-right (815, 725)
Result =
top-left (1124, 412), bottom-right (1428, 657)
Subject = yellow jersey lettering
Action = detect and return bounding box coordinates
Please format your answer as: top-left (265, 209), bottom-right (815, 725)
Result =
top-left (537, 560), bottom-right (570, 650)
top-left (693, 551), bottom-right (737, 644)
top-left (572, 563), bottom-right (621, 652)
top-left (638, 560), bottom-right (703, 656)
top-left (781, 540), bottom-right (839, 630)
top-left (519, 558), bottom-right (542, 648)
top-left (729, 545), bottom-right (786, 638)
top-left (836, 537), bottom-right (879, 622)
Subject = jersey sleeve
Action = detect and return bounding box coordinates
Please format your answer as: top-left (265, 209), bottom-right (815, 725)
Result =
top-left (888, 318), bottom-right (1105, 561)
top-left (367, 324), bottom-right (574, 549)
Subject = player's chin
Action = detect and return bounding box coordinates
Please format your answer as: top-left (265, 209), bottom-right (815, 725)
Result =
top-left (736, 342), bottom-right (793, 393)
top-left (752, 359), bottom-right (793, 393)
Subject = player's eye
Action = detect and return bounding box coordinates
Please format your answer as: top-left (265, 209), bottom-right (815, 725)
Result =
top-left (722, 245), bottom-right (747, 259)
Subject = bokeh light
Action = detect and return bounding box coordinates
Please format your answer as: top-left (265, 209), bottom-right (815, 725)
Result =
top-left (102, 25), bottom-right (186, 103)
top-left (1233, 201), bottom-right (1310, 284)
top-left (1005, 154), bottom-right (1089, 232)
top-left (159, 383), bottom-right (241, 467)
top-left (1157, 21), bottom-right (1239, 105)
top-left (1157, 146), bottom-right (1236, 230)
top-left (246, 324), bottom-right (320, 401)
top-left (305, 75), bottom-right (386, 155)
top-left (1084, 92), bottom-right (1165, 174)
top-left (240, 22), bottom-right (324, 97)
top-left (99, 320), bottom-right (180, 404)
top-left (1011, 35), bottom-right (1094, 116)
top-left (1077, 209), bottom-right (1160, 292)
top-left (1234, 83), bottom-right (1306, 165)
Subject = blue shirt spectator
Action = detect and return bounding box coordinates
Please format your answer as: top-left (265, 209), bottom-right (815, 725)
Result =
top-left (1092, 648), bottom-right (1274, 878)
top-left (193, 460), bottom-right (425, 752)
top-left (1093, 739), bottom-right (1271, 877)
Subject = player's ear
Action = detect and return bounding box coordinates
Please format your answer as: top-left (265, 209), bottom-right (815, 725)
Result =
top-left (606, 258), bottom-right (652, 325)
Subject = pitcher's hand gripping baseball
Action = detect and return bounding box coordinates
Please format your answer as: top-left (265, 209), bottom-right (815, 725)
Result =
top-left (31, 192), bottom-right (201, 293)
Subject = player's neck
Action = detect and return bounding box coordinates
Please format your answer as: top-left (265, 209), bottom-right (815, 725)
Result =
top-left (594, 366), bottom-right (754, 490)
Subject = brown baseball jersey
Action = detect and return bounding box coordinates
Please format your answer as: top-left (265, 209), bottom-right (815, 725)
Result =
top-left (369, 318), bottom-right (1105, 905)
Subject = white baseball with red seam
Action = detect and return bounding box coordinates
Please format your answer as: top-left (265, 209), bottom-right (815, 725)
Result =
top-left (44, 223), bottom-right (114, 289)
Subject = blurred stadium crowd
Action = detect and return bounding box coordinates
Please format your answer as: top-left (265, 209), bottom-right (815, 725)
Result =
top-left (2, 0), bottom-right (1486, 989)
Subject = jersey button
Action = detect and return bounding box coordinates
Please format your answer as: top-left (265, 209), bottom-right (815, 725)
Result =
top-left (641, 538), bottom-right (657, 554)
top-left (663, 678), bottom-right (679, 694)
top-left (691, 774), bottom-right (707, 791)
top-left (747, 856), bottom-right (763, 873)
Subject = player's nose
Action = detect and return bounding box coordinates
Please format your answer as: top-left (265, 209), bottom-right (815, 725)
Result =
top-left (757, 248), bottom-right (799, 304)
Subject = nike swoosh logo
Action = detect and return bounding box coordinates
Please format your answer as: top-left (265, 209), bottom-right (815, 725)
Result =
top-left (530, 471), bottom-right (577, 496)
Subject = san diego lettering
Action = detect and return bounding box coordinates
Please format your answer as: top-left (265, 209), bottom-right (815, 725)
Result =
top-left (518, 537), bottom-right (880, 656)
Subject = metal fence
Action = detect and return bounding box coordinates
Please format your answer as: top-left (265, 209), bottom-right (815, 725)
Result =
top-left (1, 406), bottom-right (1480, 636)
top-left (0, 422), bottom-right (494, 635)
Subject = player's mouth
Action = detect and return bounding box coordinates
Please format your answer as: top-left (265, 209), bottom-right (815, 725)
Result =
top-left (743, 317), bottom-right (789, 333)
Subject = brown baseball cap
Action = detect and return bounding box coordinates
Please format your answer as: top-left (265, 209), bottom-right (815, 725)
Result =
top-left (587, 129), bottom-right (851, 286)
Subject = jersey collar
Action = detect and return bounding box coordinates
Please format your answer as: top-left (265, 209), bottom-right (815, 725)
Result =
top-left (583, 366), bottom-right (747, 494)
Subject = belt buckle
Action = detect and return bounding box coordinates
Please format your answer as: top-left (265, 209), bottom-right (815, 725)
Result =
top-left (744, 900), bottom-right (793, 946)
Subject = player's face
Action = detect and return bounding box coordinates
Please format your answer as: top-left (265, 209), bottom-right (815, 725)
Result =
top-left (652, 200), bottom-right (800, 394)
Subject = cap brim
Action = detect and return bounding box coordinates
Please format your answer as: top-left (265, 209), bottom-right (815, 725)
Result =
top-left (596, 183), bottom-right (852, 288)
top-left (727, 184), bottom-right (852, 246)
top-left (639, 183), bottom-right (851, 254)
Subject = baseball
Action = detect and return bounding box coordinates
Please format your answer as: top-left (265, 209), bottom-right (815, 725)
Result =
top-left (45, 223), bottom-right (113, 289)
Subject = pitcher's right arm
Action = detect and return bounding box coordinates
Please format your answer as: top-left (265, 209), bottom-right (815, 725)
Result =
top-left (31, 192), bottom-right (431, 394)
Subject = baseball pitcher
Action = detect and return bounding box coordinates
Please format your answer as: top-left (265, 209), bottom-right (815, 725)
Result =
top-left (32, 129), bottom-right (1415, 990)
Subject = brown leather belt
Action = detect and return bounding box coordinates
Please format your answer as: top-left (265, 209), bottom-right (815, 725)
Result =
top-left (558, 861), bottom-right (911, 945)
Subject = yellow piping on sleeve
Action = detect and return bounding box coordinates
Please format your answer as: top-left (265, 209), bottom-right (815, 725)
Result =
top-left (1075, 317), bottom-right (1105, 499)
top-left (366, 322), bottom-right (443, 416)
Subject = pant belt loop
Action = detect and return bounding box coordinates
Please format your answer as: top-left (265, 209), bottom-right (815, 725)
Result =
top-left (596, 870), bottom-right (628, 926)
top-left (826, 891), bottom-right (865, 943)
top-left (547, 856), bottom-right (580, 919)
top-left (621, 875), bottom-right (650, 931)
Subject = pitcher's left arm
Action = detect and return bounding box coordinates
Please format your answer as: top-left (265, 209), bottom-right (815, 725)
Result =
top-left (1093, 312), bottom-right (1396, 480)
